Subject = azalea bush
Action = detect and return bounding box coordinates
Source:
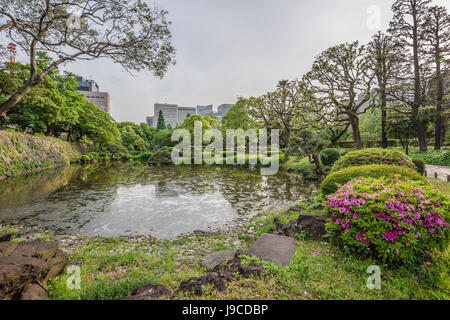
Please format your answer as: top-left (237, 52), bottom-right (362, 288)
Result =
top-left (331, 148), bottom-right (416, 172)
top-left (325, 177), bottom-right (449, 265)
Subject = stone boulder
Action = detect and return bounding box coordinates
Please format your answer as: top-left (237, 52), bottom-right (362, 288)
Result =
top-left (200, 250), bottom-right (237, 269)
top-left (297, 214), bottom-right (327, 240)
top-left (20, 283), bottom-right (48, 300)
top-left (120, 284), bottom-right (171, 300)
top-left (0, 233), bottom-right (13, 242)
top-left (245, 233), bottom-right (297, 267)
top-left (0, 240), bottom-right (67, 300)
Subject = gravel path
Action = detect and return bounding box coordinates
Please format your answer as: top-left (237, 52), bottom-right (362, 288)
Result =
top-left (425, 165), bottom-right (450, 182)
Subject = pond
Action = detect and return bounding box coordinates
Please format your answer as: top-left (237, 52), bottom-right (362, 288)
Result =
top-left (0, 162), bottom-right (318, 239)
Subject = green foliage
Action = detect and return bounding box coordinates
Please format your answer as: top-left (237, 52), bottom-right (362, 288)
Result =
top-left (150, 146), bottom-right (173, 165)
top-left (221, 98), bottom-right (254, 130)
top-left (104, 144), bottom-right (130, 161)
top-left (408, 149), bottom-right (450, 166)
top-left (156, 110), bottom-right (166, 131)
top-left (411, 157), bottom-right (425, 175)
top-left (151, 128), bottom-right (173, 148)
top-left (177, 115), bottom-right (219, 137)
top-left (320, 164), bottom-right (428, 195)
top-left (320, 148), bottom-right (341, 166)
top-left (331, 148), bottom-right (416, 172)
top-left (326, 177), bottom-right (449, 265)
top-left (131, 151), bottom-right (153, 162)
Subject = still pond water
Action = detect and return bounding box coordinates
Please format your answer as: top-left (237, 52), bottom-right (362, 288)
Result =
top-left (0, 163), bottom-right (317, 239)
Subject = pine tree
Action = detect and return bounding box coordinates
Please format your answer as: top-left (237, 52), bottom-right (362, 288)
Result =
top-left (422, 5), bottom-right (450, 150)
top-left (157, 110), bottom-right (166, 131)
top-left (388, 0), bottom-right (432, 151)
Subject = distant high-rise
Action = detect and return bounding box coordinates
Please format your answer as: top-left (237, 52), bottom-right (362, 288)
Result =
top-left (217, 104), bottom-right (233, 121)
top-left (76, 76), bottom-right (110, 114)
top-left (153, 103), bottom-right (197, 127)
top-left (146, 116), bottom-right (154, 127)
top-left (197, 105), bottom-right (213, 116)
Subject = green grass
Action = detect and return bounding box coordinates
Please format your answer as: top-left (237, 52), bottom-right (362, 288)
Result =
top-left (281, 156), bottom-right (315, 172)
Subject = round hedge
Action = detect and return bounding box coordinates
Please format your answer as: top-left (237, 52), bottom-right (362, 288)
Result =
top-left (320, 148), bottom-right (341, 166)
top-left (331, 148), bottom-right (416, 173)
top-left (320, 164), bottom-right (428, 195)
top-left (411, 157), bottom-right (425, 175)
top-left (325, 177), bottom-right (449, 265)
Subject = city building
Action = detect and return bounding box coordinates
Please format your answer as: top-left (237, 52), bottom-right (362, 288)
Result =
top-left (178, 106), bottom-right (197, 124)
top-left (197, 105), bottom-right (213, 116)
top-left (151, 103), bottom-right (233, 127)
top-left (76, 76), bottom-right (111, 114)
top-left (154, 103), bottom-right (179, 128)
top-left (146, 116), bottom-right (154, 127)
top-left (216, 104), bottom-right (233, 121)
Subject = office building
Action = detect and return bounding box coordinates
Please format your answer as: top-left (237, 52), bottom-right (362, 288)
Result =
top-left (178, 106), bottom-right (197, 124)
top-left (216, 104), bottom-right (233, 121)
top-left (154, 103), bottom-right (179, 128)
top-left (146, 116), bottom-right (154, 127)
top-left (76, 76), bottom-right (111, 114)
top-left (197, 105), bottom-right (213, 116)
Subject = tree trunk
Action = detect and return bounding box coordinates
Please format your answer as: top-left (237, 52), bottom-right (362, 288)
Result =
top-left (349, 115), bottom-right (362, 149)
top-left (412, 5), bottom-right (427, 152)
top-left (0, 113), bottom-right (6, 129)
top-left (0, 82), bottom-right (35, 114)
top-left (434, 51), bottom-right (443, 150)
top-left (411, 106), bottom-right (427, 151)
top-left (380, 92), bottom-right (388, 148)
top-left (312, 154), bottom-right (323, 174)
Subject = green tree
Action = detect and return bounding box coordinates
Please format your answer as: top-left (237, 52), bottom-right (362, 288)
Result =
top-left (221, 98), bottom-right (254, 131)
top-left (302, 41), bottom-right (376, 149)
top-left (0, 0), bottom-right (175, 114)
top-left (291, 128), bottom-right (329, 174)
top-left (157, 110), bottom-right (166, 131)
top-left (388, 0), bottom-right (432, 151)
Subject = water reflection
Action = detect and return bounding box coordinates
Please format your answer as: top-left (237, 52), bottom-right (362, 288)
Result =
top-left (0, 163), bottom-right (317, 239)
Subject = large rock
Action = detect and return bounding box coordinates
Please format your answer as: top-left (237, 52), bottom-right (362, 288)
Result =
top-left (245, 233), bottom-right (297, 267)
top-left (0, 240), bottom-right (67, 300)
top-left (297, 214), bottom-right (327, 240)
top-left (0, 233), bottom-right (13, 242)
top-left (200, 250), bottom-right (237, 269)
top-left (0, 256), bottom-right (48, 299)
top-left (120, 284), bottom-right (171, 300)
top-left (20, 283), bottom-right (48, 300)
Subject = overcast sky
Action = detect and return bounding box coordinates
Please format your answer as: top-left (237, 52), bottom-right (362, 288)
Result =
top-left (30, 0), bottom-right (450, 122)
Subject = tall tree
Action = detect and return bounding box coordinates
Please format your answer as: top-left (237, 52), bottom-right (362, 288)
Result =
top-left (302, 41), bottom-right (376, 149)
top-left (156, 110), bottom-right (166, 131)
top-left (388, 0), bottom-right (431, 151)
top-left (0, 0), bottom-right (175, 115)
top-left (367, 32), bottom-right (403, 148)
top-left (247, 80), bottom-right (301, 161)
top-left (422, 5), bottom-right (450, 150)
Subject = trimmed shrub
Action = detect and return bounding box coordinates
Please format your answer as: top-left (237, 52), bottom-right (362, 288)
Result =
top-left (80, 155), bottom-right (91, 164)
top-left (325, 177), bottom-right (449, 265)
top-left (331, 148), bottom-right (416, 172)
top-left (151, 147), bottom-right (172, 165)
top-left (320, 148), bottom-right (341, 166)
top-left (320, 164), bottom-right (428, 195)
top-left (411, 157), bottom-right (425, 175)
